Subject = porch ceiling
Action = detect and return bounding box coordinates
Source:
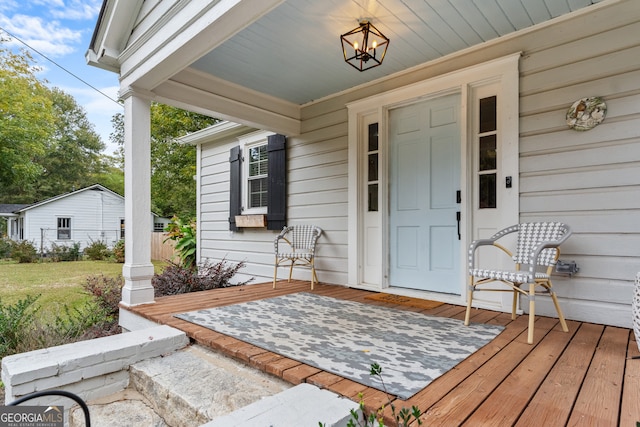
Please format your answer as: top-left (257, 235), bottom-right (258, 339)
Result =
top-left (188, 0), bottom-right (604, 105)
top-left (91, 0), bottom-right (607, 133)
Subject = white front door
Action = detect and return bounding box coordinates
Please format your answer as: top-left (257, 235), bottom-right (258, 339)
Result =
top-left (388, 94), bottom-right (461, 293)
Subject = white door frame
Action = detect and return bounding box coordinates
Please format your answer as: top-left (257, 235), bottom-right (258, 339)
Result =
top-left (347, 53), bottom-right (520, 307)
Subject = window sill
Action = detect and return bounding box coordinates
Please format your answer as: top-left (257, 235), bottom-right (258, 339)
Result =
top-left (235, 214), bottom-right (267, 228)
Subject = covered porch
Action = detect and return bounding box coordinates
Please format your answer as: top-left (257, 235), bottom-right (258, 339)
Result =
top-left (125, 280), bottom-right (640, 426)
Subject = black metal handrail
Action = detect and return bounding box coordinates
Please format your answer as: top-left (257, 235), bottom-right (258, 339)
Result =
top-left (8, 389), bottom-right (91, 426)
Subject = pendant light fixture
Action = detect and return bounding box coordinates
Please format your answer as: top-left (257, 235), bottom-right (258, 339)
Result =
top-left (340, 20), bottom-right (389, 72)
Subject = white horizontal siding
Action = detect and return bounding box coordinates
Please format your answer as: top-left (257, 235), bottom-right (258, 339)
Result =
top-left (517, 7), bottom-right (640, 327)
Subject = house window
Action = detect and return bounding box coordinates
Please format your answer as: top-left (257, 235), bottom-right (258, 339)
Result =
top-left (367, 123), bottom-right (379, 212)
top-left (120, 219), bottom-right (125, 239)
top-left (478, 96), bottom-right (497, 209)
top-left (246, 143), bottom-right (268, 211)
top-left (57, 217), bottom-right (71, 240)
top-left (154, 222), bottom-right (164, 232)
top-left (229, 133), bottom-right (286, 231)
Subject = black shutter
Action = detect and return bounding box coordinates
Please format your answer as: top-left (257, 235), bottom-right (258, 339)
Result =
top-left (267, 134), bottom-right (286, 230)
top-left (229, 145), bottom-right (242, 231)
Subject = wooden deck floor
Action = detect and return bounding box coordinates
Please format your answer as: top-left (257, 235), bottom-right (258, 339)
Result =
top-left (125, 281), bottom-right (640, 426)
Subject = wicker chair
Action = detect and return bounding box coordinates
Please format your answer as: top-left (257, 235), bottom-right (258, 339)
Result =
top-left (273, 225), bottom-right (322, 290)
top-left (464, 222), bottom-right (572, 344)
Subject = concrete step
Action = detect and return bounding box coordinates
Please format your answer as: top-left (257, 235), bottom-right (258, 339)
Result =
top-left (202, 383), bottom-right (359, 427)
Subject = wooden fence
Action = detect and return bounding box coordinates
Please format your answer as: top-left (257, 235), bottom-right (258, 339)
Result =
top-left (151, 232), bottom-right (176, 261)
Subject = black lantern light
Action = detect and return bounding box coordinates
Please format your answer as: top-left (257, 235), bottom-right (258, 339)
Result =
top-left (340, 20), bottom-right (389, 72)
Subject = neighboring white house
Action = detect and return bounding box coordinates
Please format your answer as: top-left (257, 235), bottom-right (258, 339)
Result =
top-left (87, 0), bottom-right (640, 329)
top-left (3, 184), bottom-right (170, 252)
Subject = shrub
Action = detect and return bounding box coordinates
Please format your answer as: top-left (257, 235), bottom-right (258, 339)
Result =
top-left (83, 274), bottom-right (123, 318)
top-left (163, 216), bottom-right (197, 270)
top-left (0, 295), bottom-right (40, 358)
top-left (10, 240), bottom-right (38, 263)
top-left (84, 239), bottom-right (112, 261)
top-left (19, 303), bottom-right (115, 352)
top-left (0, 237), bottom-right (12, 258)
top-left (321, 363), bottom-right (423, 427)
top-left (152, 259), bottom-right (251, 297)
top-left (112, 239), bottom-right (125, 263)
top-left (49, 242), bottom-right (81, 262)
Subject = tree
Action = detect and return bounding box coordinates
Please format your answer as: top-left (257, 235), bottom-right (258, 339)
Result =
top-left (0, 39), bottom-right (110, 203)
top-left (30, 88), bottom-right (106, 199)
top-left (0, 42), bottom-right (55, 196)
top-left (110, 103), bottom-right (219, 218)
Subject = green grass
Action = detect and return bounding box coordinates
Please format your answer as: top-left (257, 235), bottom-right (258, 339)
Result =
top-left (0, 260), bottom-right (166, 315)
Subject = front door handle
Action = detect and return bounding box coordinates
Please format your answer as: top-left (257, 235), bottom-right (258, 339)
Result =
top-left (456, 211), bottom-right (461, 240)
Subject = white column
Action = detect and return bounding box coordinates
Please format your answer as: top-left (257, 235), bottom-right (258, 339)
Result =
top-left (120, 88), bottom-right (155, 306)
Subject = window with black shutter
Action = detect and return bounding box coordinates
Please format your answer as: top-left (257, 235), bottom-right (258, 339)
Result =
top-left (228, 133), bottom-right (286, 231)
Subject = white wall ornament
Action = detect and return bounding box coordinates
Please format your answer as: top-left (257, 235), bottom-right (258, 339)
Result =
top-left (566, 96), bottom-right (606, 131)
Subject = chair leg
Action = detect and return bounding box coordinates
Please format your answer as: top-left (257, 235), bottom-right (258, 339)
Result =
top-left (549, 283), bottom-right (569, 333)
top-left (464, 276), bottom-right (473, 326)
top-left (273, 262), bottom-right (278, 289)
top-left (288, 263), bottom-right (294, 282)
top-left (512, 288), bottom-right (519, 320)
top-left (310, 260), bottom-right (317, 290)
top-left (527, 282), bottom-right (535, 344)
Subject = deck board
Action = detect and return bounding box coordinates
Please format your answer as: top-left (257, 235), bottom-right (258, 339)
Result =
top-left (124, 281), bottom-right (639, 426)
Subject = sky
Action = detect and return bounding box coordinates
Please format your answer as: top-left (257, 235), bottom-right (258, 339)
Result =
top-left (0, 0), bottom-right (122, 155)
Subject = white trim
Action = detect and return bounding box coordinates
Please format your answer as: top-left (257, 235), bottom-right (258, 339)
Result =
top-left (347, 53), bottom-right (521, 306)
top-left (238, 130), bottom-right (273, 215)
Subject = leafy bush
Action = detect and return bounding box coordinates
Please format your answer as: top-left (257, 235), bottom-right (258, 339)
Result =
top-left (0, 295), bottom-right (40, 358)
top-left (112, 239), bottom-right (125, 263)
top-left (152, 259), bottom-right (250, 297)
top-left (19, 302), bottom-right (116, 352)
top-left (320, 363), bottom-right (423, 427)
top-left (83, 274), bottom-right (123, 318)
top-left (163, 216), bottom-right (197, 270)
top-left (10, 240), bottom-right (38, 263)
top-left (0, 237), bottom-right (12, 258)
top-left (49, 242), bottom-right (81, 262)
top-left (1, 275), bottom-right (124, 357)
top-left (84, 239), bottom-right (112, 261)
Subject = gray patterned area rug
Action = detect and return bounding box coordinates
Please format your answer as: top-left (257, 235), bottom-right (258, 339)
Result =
top-left (175, 293), bottom-right (504, 399)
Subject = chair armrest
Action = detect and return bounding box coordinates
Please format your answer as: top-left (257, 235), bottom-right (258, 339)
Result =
top-left (468, 225), bottom-right (519, 270)
top-left (274, 226), bottom-right (293, 254)
top-left (274, 235), bottom-right (292, 253)
top-left (525, 224), bottom-right (572, 276)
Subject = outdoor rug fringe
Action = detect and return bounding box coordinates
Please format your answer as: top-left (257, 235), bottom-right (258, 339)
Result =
top-left (364, 293), bottom-right (444, 310)
top-left (175, 293), bottom-right (504, 399)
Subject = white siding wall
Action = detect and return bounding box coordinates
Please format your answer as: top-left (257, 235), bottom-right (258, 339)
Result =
top-left (22, 189), bottom-right (124, 251)
top-left (198, 1), bottom-right (640, 327)
top-left (198, 128), bottom-right (349, 286)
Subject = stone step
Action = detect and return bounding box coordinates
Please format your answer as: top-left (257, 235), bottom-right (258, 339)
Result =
top-left (72, 344), bottom-right (290, 426)
top-left (129, 345), bottom-right (291, 427)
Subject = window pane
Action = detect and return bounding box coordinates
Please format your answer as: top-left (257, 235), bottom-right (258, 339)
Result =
top-left (368, 153), bottom-right (378, 182)
top-left (368, 184), bottom-right (378, 212)
top-left (368, 123), bottom-right (378, 152)
top-left (248, 145), bottom-right (268, 178)
top-left (479, 173), bottom-right (497, 209)
top-left (249, 178), bottom-right (268, 208)
top-left (479, 96), bottom-right (497, 133)
top-left (479, 135), bottom-right (497, 171)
